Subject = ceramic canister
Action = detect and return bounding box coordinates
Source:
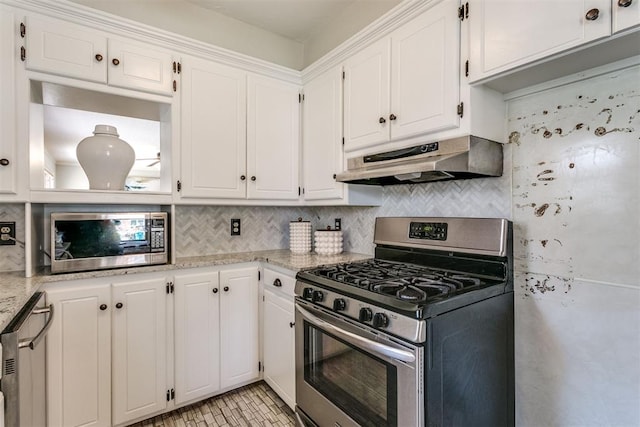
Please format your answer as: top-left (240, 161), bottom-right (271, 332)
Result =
top-left (289, 218), bottom-right (312, 254)
top-left (314, 227), bottom-right (343, 255)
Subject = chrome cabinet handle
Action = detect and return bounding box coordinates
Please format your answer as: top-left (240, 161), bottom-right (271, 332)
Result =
top-left (585, 8), bottom-right (600, 20)
top-left (296, 304), bottom-right (416, 363)
top-left (618, 0), bottom-right (632, 7)
top-left (18, 304), bottom-right (54, 350)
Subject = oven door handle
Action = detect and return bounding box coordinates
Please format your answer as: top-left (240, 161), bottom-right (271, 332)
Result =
top-left (296, 304), bottom-right (416, 363)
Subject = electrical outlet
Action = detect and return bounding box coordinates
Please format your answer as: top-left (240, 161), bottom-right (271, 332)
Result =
top-left (334, 218), bottom-right (342, 231)
top-left (0, 222), bottom-right (16, 245)
top-left (231, 218), bottom-right (241, 236)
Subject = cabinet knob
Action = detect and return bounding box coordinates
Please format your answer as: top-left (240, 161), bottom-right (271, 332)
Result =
top-left (95, 54), bottom-right (103, 62)
top-left (273, 278), bottom-right (282, 287)
top-left (99, 304), bottom-right (107, 311)
top-left (389, 114), bottom-right (397, 121)
top-left (585, 8), bottom-right (600, 20)
top-left (112, 58), bottom-right (120, 66)
top-left (379, 117), bottom-right (386, 124)
top-left (250, 176), bottom-right (256, 181)
top-left (115, 302), bottom-right (123, 309)
top-left (223, 286), bottom-right (229, 292)
top-left (618, 0), bottom-right (632, 7)
top-left (0, 158), bottom-right (9, 166)
top-left (240, 175), bottom-right (246, 181)
top-left (289, 322), bottom-right (295, 328)
top-left (213, 288), bottom-right (219, 293)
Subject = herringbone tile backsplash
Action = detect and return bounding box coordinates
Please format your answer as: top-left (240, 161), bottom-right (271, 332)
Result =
top-left (176, 164), bottom-right (511, 257)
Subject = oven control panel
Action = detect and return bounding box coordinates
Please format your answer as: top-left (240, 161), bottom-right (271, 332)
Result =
top-left (295, 281), bottom-right (426, 343)
top-left (409, 222), bottom-right (447, 241)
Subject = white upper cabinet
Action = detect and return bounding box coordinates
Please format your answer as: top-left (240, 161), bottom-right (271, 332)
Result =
top-left (0, 7), bottom-right (17, 195)
top-left (343, 0), bottom-right (459, 153)
top-left (613, 0), bottom-right (640, 33)
top-left (247, 75), bottom-right (300, 200)
top-left (302, 66), bottom-right (344, 201)
top-left (180, 56), bottom-right (247, 199)
top-left (343, 38), bottom-right (391, 150)
top-left (180, 56), bottom-right (301, 201)
top-left (23, 14), bottom-right (175, 95)
top-left (468, 0), bottom-right (611, 82)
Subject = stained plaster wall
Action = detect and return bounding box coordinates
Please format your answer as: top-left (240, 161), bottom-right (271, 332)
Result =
top-left (508, 65), bottom-right (640, 426)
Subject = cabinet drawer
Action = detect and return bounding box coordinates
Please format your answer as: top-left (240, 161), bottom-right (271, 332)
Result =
top-left (263, 268), bottom-right (295, 297)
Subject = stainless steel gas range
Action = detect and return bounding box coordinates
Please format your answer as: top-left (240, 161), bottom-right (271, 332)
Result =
top-left (294, 217), bottom-right (514, 427)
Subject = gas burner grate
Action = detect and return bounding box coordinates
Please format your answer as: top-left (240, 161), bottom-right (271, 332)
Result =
top-left (306, 259), bottom-right (491, 304)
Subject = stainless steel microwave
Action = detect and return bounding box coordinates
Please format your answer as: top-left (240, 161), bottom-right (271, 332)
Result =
top-left (50, 212), bottom-right (168, 274)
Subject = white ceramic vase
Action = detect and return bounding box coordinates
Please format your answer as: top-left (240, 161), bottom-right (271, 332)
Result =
top-left (76, 125), bottom-right (135, 190)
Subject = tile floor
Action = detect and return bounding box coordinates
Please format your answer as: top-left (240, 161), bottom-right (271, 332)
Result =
top-left (129, 381), bottom-right (296, 427)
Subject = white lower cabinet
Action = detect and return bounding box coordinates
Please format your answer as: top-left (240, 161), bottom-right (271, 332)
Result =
top-left (261, 267), bottom-right (296, 409)
top-left (46, 282), bottom-right (111, 427)
top-left (45, 265), bottom-right (261, 426)
top-left (111, 276), bottom-right (168, 425)
top-left (220, 267), bottom-right (260, 388)
top-left (174, 270), bottom-right (221, 404)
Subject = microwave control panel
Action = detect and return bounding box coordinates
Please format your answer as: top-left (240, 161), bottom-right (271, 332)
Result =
top-left (150, 218), bottom-right (165, 251)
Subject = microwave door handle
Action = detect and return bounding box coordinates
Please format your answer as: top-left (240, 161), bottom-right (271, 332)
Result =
top-left (296, 304), bottom-right (415, 364)
top-left (18, 304), bottom-right (54, 350)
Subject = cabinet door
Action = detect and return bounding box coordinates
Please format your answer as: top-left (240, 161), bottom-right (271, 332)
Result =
top-left (107, 39), bottom-right (174, 95)
top-left (181, 56), bottom-right (247, 199)
top-left (343, 38), bottom-right (391, 151)
top-left (247, 75), bottom-right (300, 200)
top-left (302, 66), bottom-right (344, 201)
top-left (263, 289), bottom-right (295, 409)
top-left (112, 276), bottom-right (167, 425)
top-left (390, 1), bottom-right (460, 139)
top-left (469, 0), bottom-right (610, 81)
top-left (0, 8), bottom-right (16, 194)
top-left (219, 267), bottom-right (260, 389)
top-left (25, 15), bottom-right (107, 83)
top-left (613, 0), bottom-right (640, 33)
top-left (46, 283), bottom-right (111, 427)
top-left (174, 270), bottom-right (220, 404)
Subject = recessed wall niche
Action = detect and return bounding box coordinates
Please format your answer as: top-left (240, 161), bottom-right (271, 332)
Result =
top-left (29, 81), bottom-right (173, 193)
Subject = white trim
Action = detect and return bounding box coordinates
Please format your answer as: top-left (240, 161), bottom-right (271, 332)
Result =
top-left (503, 55), bottom-right (640, 101)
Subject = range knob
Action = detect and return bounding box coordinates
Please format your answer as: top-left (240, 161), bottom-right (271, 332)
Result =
top-left (312, 290), bottom-right (324, 303)
top-left (333, 298), bottom-right (347, 311)
top-left (358, 307), bottom-right (373, 322)
top-left (372, 313), bottom-right (389, 328)
top-left (302, 287), bottom-right (314, 300)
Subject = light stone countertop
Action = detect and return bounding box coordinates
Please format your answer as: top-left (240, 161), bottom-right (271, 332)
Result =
top-left (0, 249), bottom-right (371, 331)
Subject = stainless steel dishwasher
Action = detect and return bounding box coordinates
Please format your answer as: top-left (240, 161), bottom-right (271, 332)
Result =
top-left (1, 292), bottom-right (53, 427)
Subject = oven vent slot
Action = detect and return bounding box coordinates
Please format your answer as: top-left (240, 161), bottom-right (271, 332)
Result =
top-left (4, 357), bottom-right (16, 375)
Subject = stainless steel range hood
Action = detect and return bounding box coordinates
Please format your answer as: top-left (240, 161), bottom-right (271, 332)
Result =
top-left (335, 135), bottom-right (503, 185)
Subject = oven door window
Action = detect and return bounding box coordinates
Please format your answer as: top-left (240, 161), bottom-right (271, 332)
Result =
top-left (304, 322), bottom-right (398, 427)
